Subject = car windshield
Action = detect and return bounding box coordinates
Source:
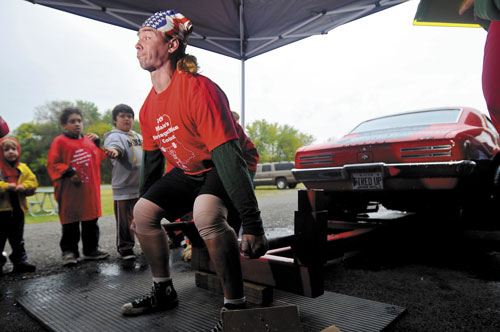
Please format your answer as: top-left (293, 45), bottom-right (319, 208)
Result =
top-left (350, 109), bottom-right (462, 134)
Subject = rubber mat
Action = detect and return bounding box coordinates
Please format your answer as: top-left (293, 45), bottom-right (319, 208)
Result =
top-left (16, 261), bottom-right (405, 332)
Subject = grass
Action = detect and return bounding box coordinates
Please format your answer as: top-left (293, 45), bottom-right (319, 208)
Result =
top-left (25, 186), bottom-right (114, 225)
top-left (254, 183), bottom-right (305, 197)
top-left (25, 183), bottom-right (304, 225)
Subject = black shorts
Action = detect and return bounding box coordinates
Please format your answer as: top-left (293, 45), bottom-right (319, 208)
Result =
top-left (142, 167), bottom-right (241, 232)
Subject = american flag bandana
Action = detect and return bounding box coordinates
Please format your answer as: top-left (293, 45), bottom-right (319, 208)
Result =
top-left (141, 10), bottom-right (193, 43)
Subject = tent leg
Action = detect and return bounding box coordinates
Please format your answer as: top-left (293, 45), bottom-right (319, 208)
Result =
top-left (241, 59), bottom-right (245, 129)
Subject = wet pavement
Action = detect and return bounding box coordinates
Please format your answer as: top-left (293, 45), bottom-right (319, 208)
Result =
top-left (1, 188), bottom-right (500, 331)
top-left (11, 248), bottom-right (405, 332)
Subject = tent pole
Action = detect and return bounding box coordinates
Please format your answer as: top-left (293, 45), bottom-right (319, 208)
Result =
top-left (241, 59), bottom-right (245, 130)
top-left (239, 0), bottom-right (246, 130)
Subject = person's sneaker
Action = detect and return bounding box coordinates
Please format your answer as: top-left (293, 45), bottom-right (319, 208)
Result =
top-left (121, 280), bottom-right (178, 316)
top-left (211, 302), bottom-right (247, 332)
top-left (12, 262), bottom-right (36, 273)
top-left (120, 249), bottom-right (136, 261)
top-left (62, 253), bottom-right (78, 267)
top-left (83, 249), bottom-right (109, 261)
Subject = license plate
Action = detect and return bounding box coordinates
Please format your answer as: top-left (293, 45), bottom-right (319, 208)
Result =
top-left (352, 172), bottom-right (383, 190)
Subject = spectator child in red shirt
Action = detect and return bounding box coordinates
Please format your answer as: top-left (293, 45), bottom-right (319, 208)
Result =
top-left (47, 107), bottom-right (109, 266)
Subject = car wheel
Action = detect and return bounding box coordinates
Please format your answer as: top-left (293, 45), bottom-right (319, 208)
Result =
top-left (276, 178), bottom-right (287, 190)
top-left (288, 183), bottom-right (297, 189)
top-left (492, 164), bottom-right (500, 200)
top-left (489, 164), bottom-right (500, 228)
top-left (461, 163), bottom-right (500, 230)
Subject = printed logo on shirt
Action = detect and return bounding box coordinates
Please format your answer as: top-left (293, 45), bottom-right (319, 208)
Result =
top-left (127, 137), bottom-right (143, 148)
top-left (71, 148), bottom-right (92, 183)
top-left (153, 114), bottom-right (195, 171)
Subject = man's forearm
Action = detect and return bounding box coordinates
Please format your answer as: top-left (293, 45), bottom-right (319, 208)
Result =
top-left (211, 140), bottom-right (264, 235)
top-left (139, 149), bottom-right (165, 196)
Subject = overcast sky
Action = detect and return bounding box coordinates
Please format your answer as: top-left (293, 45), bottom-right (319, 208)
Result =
top-left (1, 0), bottom-right (488, 143)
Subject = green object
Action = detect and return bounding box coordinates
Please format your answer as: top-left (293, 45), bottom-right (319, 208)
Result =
top-left (139, 149), bottom-right (165, 197)
top-left (211, 140), bottom-right (264, 235)
top-left (474, 0), bottom-right (500, 21)
top-left (414, 0), bottom-right (489, 28)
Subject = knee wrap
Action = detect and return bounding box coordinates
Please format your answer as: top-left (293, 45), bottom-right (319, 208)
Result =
top-left (133, 198), bottom-right (165, 236)
top-left (194, 194), bottom-right (231, 240)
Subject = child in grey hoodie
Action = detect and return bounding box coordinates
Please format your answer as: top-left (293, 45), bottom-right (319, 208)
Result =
top-left (104, 104), bottom-right (143, 260)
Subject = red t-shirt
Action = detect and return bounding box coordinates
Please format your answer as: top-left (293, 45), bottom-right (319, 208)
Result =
top-left (140, 71), bottom-right (240, 175)
top-left (163, 121), bottom-right (259, 174)
top-left (47, 135), bottom-right (106, 224)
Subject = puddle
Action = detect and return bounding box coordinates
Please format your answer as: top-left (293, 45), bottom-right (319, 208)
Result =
top-left (265, 227), bottom-right (294, 239)
top-left (98, 264), bottom-right (121, 277)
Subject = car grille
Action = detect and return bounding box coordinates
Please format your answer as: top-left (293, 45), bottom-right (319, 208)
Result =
top-left (400, 145), bottom-right (452, 158)
top-left (298, 153), bottom-right (333, 166)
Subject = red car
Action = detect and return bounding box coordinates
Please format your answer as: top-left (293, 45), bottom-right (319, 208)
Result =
top-left (293, 107), bottom-right (500, 223)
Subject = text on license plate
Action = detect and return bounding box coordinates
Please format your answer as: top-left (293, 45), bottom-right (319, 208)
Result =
top-left (352, 172), bottom-right (383, 190)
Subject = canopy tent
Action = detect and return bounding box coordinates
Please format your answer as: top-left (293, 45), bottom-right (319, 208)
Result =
top-left (23, 0), bottom-right (408, 127)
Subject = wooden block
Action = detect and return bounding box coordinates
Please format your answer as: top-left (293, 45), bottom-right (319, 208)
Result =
top-left (222, 304), bottom-right (301, 332)
top-left (195, 271), bottom-right (223, 294)
top-left (195, 271), bottom-right (273, 305)
top-left (243, 280), bottom-right (273, 305)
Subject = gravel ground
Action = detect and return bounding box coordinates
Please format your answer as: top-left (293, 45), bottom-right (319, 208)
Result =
top-left (1, 188), bottom-right (500, 331)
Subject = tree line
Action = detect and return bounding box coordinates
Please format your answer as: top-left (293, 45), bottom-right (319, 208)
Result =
top-left (11, 100), bottom-right (314, 186)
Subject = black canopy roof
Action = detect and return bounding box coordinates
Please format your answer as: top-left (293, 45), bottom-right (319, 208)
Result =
top-left (25, 0), bottom-right (408, 60)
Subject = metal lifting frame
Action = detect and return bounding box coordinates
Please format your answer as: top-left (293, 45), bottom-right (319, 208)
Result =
top-left (164, 189), bottom-right (391, 298)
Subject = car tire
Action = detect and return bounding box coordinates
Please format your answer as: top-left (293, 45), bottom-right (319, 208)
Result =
top-left (276, 178), bottom-right (287, 190)
top-left (492, 164), bottom-right (500, 200)
top-left (489, 164), bottom-right (500, 229)
top-left (288, 183), bottom-right (297, 189)
top-left (461, 163), bottom-right (500, 230)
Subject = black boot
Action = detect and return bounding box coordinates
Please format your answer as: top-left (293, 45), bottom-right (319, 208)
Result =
top-left (12, 262), bottom-right (36, 273)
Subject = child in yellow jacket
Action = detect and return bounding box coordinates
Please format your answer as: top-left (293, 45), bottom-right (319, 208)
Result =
top-left (0, 137), bottom-right (38, 274)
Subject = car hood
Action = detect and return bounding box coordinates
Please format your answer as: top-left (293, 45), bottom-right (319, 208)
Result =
top-left (299, 125), bottom-right (457, 152)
